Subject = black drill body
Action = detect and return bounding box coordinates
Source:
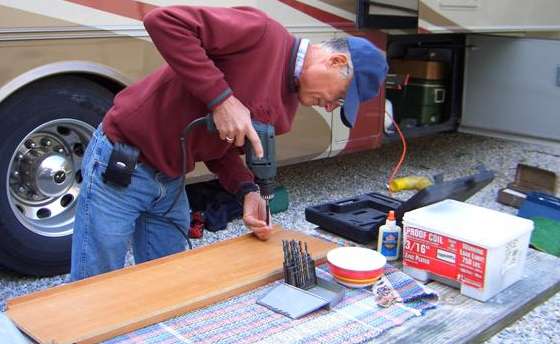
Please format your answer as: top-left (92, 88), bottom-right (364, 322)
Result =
top-left (242, 120), bottom-right (276, 201)
top-left (203, 114), bottom-right (277, 223)
top-left (243, 120), bottom-right (276, 226)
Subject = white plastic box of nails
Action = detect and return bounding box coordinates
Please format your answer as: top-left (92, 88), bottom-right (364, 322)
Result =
top-left (402, 200), bottom-right (534, 301)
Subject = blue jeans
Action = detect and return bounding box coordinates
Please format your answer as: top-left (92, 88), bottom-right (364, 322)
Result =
top-left (70, 126), bottom-right (189, 281)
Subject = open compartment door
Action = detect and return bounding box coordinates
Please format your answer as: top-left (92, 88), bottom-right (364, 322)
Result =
top-left (357, 0), bottom-right (418, 29)
top-left (418, 0), bottom-right (560, 34)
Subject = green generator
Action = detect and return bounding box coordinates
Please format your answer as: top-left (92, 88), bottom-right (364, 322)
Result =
top-left (387, 79), bottom-right (446, 126)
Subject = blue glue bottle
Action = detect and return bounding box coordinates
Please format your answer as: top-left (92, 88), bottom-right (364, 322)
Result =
top-left (377, 210), bottom-right (401, 261)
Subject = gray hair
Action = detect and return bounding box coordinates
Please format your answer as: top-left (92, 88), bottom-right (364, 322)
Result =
top-left (320, 38), bottom-right (354, 79)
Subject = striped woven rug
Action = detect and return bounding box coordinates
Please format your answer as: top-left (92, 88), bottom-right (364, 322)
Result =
top-left (105, 264), bottom-right (437, 344)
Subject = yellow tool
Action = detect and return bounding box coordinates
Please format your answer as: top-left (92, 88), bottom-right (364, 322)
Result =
top-left (388, 176), bottom-right (432, 193)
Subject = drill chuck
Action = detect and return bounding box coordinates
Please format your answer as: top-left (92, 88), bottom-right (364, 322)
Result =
top-left (257, 179), bottom-right (275, 200)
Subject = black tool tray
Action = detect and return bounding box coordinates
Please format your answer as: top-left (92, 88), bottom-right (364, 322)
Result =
top-left (305, 166), bottom-right (494, 244)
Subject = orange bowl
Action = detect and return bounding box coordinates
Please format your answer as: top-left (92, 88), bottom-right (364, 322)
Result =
top-left (327, 247), bottom-right (386, 287)
top-left (327, 262), bottom-right (383, 280)
top-left (330, 272), bottom-right (381, 284)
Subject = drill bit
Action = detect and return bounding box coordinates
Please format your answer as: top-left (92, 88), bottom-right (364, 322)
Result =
top-left (265, 199), bottom-right (271, 227)
top-left (298, 241), bottom-right (305, 288)
top-left (291, 241), bottom-right (301, 288)
top-left (304, 242), bottom-right (317, 286)
top-left (298, 241), bottom-right (308, 288)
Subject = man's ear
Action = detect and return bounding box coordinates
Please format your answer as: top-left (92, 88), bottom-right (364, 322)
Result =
top-left (328, 53), bottom-right (349, 68)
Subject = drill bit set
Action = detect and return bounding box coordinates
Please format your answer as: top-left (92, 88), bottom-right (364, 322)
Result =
top-left (257, 241), bottom-right (345, 319)
top-left (282, 240), bottom-right (317, 290)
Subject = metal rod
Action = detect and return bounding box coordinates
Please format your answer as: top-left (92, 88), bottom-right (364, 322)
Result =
top-left (265, 201), bottom-right (270, 227)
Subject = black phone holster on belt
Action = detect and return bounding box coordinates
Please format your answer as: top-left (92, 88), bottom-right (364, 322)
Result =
top-left (102, 143), bottom-right (140, 188)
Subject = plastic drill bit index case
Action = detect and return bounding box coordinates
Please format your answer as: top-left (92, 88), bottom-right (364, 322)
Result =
top-left (257, 277), bottom-right (345, 319)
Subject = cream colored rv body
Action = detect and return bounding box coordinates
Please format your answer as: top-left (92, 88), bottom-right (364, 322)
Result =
top-left (0, 0), bottom-right (558, 276)
top-left (418, 0), bottom-right (560, 34)
top-left (360, 0), bottom-right (560, 35)
top-left (0, 0), bottom-right (380, 276)
top-left (0, 0), bottom-right (357, 166)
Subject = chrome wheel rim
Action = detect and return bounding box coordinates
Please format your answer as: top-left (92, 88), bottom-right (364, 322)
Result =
top-left (6, 119), bottom-right (95, 237)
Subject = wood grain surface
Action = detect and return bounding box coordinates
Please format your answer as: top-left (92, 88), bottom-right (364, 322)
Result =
top-left (6, 228), bottom-right (337, 344)
top-left (377, 248), bottom-right (560, 343)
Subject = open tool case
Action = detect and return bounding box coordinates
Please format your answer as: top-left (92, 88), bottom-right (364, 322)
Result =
top-left (305, 166), bottom-right (494, 244)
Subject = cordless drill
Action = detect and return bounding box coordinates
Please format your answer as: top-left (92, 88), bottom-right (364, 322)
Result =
top-left (205, 115), bottom-right (276, 225)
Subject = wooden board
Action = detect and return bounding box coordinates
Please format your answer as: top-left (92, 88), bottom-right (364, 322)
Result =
top-left (379, 248), bottom-right (560, 343)
top-left (6, 228), bottom-right (337, 344)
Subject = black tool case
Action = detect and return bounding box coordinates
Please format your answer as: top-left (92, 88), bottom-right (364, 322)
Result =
top-left (305, 166), bottom-right (494, 244)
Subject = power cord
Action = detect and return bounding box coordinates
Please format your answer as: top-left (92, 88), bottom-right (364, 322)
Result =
top-left (145, 116), bottom-right (209, 251)
top-left (386, 114), bottom-right (407, 196)
top-left (164, 117), bottom-right (208, 217)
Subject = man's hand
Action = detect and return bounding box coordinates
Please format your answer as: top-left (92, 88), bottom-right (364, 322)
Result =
top-left (213, 96), bottom-right (264, 158)
top-left (243, 191), bottom-right (272, 240)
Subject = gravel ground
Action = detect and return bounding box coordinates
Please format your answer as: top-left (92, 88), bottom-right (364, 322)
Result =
top-left (1, 132), bottom-right (559, 343)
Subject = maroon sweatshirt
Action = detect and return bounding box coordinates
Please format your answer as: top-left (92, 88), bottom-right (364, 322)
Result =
top-left (103, 6), bottom-right (300, 193)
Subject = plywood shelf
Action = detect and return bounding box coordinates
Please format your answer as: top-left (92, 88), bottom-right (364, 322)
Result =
top-left (6, 228), bottom-right (337, 344)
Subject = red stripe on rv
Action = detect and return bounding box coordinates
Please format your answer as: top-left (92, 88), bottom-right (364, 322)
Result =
top-left (277, 0), bottom-right (356, 33)
top-left (65, 0), bottom-right (157, 20)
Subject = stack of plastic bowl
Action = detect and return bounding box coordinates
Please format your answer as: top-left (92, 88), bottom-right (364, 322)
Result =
top-left (327, 247), bottom-right (386, 288)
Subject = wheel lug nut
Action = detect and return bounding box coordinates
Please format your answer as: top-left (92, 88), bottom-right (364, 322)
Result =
top-left (25, 140), bottom-right (37, 149)
top-left (17, 153), bottom-right (24, 160)
top-left (41, 138), bottom-right (52, 146)
top-left (13, 171), bottom-right (19, 177)
top-left (18, 186), bottom-right (25, 193)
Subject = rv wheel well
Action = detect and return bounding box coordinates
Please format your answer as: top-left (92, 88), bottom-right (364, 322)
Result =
top-left (68, 73), bottom-right (126, 95)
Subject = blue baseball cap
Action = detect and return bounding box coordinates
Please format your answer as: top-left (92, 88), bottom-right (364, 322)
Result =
top-left (340, 37), bottom-right (388, 128)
